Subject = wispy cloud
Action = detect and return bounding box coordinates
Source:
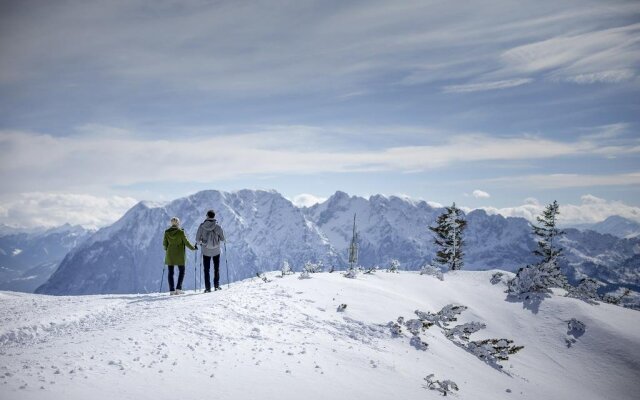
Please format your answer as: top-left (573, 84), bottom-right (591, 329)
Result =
top-left (2, 125), bottom-right (636, 195)
top-left (498, 22), bottom-right (640, 84)
top-left (0, 126), bottom-right (640, 197)
top-left (481, 172), bottom-right (640, 189)
top-left (1, 1), bottom-right (637, 95)
top-left (442, 78), bottom-right (532, 93)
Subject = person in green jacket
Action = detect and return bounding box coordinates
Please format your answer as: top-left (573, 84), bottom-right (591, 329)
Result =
top-left (163, 217), bottom-right (196, 295)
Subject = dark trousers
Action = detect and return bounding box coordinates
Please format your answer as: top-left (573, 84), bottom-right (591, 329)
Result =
top-left (203, 255), bottom-right (220, 290)
top-left (167, 265), bottom-right (185, 291)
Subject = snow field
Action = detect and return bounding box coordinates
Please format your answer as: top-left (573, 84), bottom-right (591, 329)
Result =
top-left (0, 270), bottom-right (639, 400)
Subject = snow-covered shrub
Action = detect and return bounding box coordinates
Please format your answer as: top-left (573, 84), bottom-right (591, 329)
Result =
top-left (416, 305), bottom-right (524, 368)
top-left (415, 304), bottom-right (467, 327)
top-left (490, 272), bottom-right (504, 285)
top-left (388, 321), bottom-right (403, 336)
top-left (466, 339), bottom-right (524, 367)
top-left (398, 305), bottom-right (524, 370)
top-left (387, 259), bottom-right (400, 273)
top-left (424, 374), bottom-right (459, 396)
top-left (566, 278), bottom-right (600, 303)
top-left (507, 258), bottom-right (567, 295)
top-left (420, 264), bottom-right (444, 281)
top-left (256, 272), bottom-right (271, 282)
top-left (388, 316), bottom-right (432, 349)
top-left (363, 265), bottom-right (378, 274)
top-left (405, 318), bottom-right (433, 335)
top-left (343, 267), bottom-right (358, 279)
top-left (298, 270), bottom-right (311, 279)
top-left (410, 335), bottom-right (429, 351)
top-left (445, 322), bottom-right (486, 341)
top-left (567, 318), bottom-right (585, 337)
top-left (303, 261), bottom-right (323, 274)
top-left (280, 260), bottom-right (294, 277)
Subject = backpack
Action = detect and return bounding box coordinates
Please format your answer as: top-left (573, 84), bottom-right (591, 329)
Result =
top-left (203, 226), bottom-right (220, 250)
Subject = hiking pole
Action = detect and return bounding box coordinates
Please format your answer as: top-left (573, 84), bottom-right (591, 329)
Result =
top-left (159, 266), bottom-right (165, 293)
top-left (194, 247), bottom-right (198, 293)
top-left (224, 241), bottom-right (230, 289)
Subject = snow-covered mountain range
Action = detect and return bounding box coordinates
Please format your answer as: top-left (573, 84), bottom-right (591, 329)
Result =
top-left (3, 271), bottom-right (640, 400)
top-left (0, 225), bottom-right (91, 293)
top-left (33, 190), bottom-right (640, 296)
top-left (36, 190), bottom-right (338, 295)
top-left (574, 215), bottom-right (640, 239)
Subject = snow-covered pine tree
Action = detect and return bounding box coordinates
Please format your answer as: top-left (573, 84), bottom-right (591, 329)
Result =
top-left (533, 200), bottom-right (564, 264)
top-left (280, 260), bottom-right (293, 277)
top-left (387, 259), bottom-right (400, 273)
top-left (508, 200), bottom-right (568, 295)
top-left (429, 202), bottom-right (466, 270)
top-left (566, 277), bottom-right (600, 303)
top-left (344, 213), bottom-right (359, 279)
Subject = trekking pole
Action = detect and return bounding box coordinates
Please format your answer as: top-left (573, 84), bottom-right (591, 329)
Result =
top-left (199, 249), bottom-right (203, 291)
top-left (159, 266), bottom-right (165, 293)
top-left (194, 247), bottom-right (198, 293)
top-left (224, 241), bottom-right (230, 289)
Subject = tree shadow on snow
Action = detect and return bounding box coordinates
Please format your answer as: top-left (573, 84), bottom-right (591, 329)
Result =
top-left (505, 292), bottom-right (550, 314)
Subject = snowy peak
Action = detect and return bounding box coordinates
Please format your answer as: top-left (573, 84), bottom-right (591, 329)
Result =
top-left (585, 216), bottom-right (640, 239)
top-left (36, 189), bottom-right (337, 295)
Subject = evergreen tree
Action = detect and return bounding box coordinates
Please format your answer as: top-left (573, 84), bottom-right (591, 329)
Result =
top-left (387, 259), bottom-right (400, 273)
top-left (533, 200), bottom-right (564, 263)
top-left (429, 202), bottom-right (466, 270)
top-left (508, 200), bottom-right (568, 295)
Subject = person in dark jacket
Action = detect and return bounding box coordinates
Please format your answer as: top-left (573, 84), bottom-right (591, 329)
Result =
top-left (196, 210), bottom-right (225, 292)
top-left (163, 217), bottom-right (196, 295)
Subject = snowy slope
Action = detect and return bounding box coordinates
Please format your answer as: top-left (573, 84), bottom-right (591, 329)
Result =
top-left (2, 271), bottom-right (639, 400)
top-left (0, 225), bottom-right (91, 293)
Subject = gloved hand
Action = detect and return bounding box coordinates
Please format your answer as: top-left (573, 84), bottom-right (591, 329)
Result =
top-left (194, 244), bottom-right (198, 250)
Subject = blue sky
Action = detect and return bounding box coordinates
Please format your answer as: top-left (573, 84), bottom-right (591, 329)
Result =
top-left (0, 0), bottom-right (639, 228)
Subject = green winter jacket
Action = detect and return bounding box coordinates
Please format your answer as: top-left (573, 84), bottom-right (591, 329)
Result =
top-left (163, 226), bottom-right (196, 266)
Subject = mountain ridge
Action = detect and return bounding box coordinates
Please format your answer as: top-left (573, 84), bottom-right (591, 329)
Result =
top-left (34, 189), bottom-right (640, 297)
